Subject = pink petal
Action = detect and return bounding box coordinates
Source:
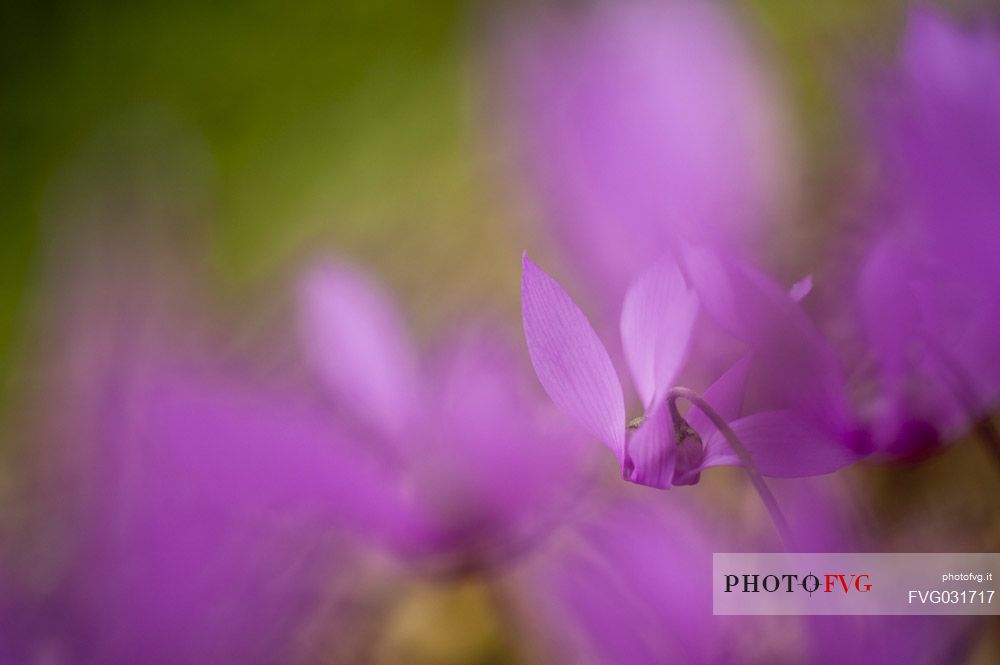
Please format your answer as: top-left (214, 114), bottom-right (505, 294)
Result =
top-left (505, 0), bottom-right (795, 305)
top-left (677, 242), bottom-right (739, 336)
top-left (141, 368), bottom-right (432, 552)
top-left (622, 402), bottom-right (675, 489)
top-left (859, 238), bottom-right (919, 380)
top-left (686, 355), bottom-right (751, 445)
top-left (536, 500), bottom-right (716, 662)
top-left (522, 254), bottom-right (626, 459)
top-left (422, 326), bottom-right (590, 542)
top-left (902, 5), bottom-right (988, 100)
top-left (619, 257), bottom-right (698, 410)
top-left (701, 410), bottom-right (861, 477)
top-left (297, 261), bottom-right (420, 440)
top-left (683, 244), bottom-right (853, 433)
top-left (789, 274), bottom-right (813, 302)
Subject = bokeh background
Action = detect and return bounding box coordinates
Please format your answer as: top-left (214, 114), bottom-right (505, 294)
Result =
top-left (2, 1), bottom-right (999, 663)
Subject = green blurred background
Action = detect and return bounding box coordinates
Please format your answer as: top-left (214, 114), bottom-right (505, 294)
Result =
top-left (1, 0), bottom-right (925, 411)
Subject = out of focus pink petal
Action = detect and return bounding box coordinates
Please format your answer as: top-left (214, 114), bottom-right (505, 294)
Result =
top-left (419, 327), bottom-right (590, 552)
top-left (505, 0), bottom-right (795, 304)
top-left (297, 261), bottom-right (420, 440)
top-left (859, 238), bottom-right (920, 386)
top-left (701, 410), bottom-right (862, 477)
top-left (901, 5), bottom-right (994, 100)
top-left (532, 500), bottom-right (717, 663)
top-left (686, 354), bottom-right (751, 444)
top-left (789, 274), bottom-right (813, 302)
top-left (684, 244), bottom-right (854, 433)
top-left (140, 368), bottom-right (433, 552)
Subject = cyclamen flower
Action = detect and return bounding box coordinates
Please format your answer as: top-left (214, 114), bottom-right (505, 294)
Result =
top-left (521, 251), bottom-right (861, 492)
top-left (297, 260), bottom-right (588, 566)
top-left (856, 6), bottom-right (1000, 457)
top-left (0, 267), bottom-right (383, 664)
top-left (3, 256), bottom-right (591, 662)
top-left (506, 0), bottom-right (795, 304)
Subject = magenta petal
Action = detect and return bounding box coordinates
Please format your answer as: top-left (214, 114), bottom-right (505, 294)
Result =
top-left (856, 6), bottom-right (1000, 449)
top-left (683, 243), bottom-right (853, 433)
top-left (858, 237), bottom-right (919, 396)
top-left (678, 243), bottom-right (742, 337)
top-left (505, 0), bottom-right (794, 304)
top-left (522, 254), bottom-right (626, 459)
top-left (297, 261), bottom-right (419, 439)
top-left (702, 410), bottom-right (861, 477)
top-left (141, 369), bottom-right (432, 552)
top-left (422, 327), bottom-right (589, 546)
top-left (622, 403), bottom-right (675, 489)
top-left (789, 274), bottom-right (813, 302)
top-left (549, 501), bottom-right (716, 662)
top-left (55, 363), bottom-right (436, 663)
top-left (902, 6), bottom-right (986, 99)
top-left (687, 355), bottom-right (751, 447)
top-left (620, 257), bottom-right (698, 410)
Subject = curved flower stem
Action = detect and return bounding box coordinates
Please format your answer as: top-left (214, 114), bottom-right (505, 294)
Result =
top-left (667, 386), bottom-right (797, 551)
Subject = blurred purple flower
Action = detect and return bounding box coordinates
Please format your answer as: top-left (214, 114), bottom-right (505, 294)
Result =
top-left (521, 251), bottom-right (861, 490)
top-left (2, 253), bottom-right (591, 662)
top-left (505, 0), bottom-right (795, 305)
top-left (526, 499), bottom-right (720, 663)
top-left (297, 260), bottom-right (589, 568)
top-left (857, 6), bottom-right (1000, 456)
top-left (50, 366), bottom-right (386, 664)
top-left (0, 272), bottom-right (394, 663)
top-left (524, 481), bottom-right (970, 665)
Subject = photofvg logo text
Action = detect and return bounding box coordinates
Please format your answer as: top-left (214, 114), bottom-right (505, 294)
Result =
top-left (713, 553), bottom-right (1000, 615)
top-left (724, 572), bottom-right (871, 595)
